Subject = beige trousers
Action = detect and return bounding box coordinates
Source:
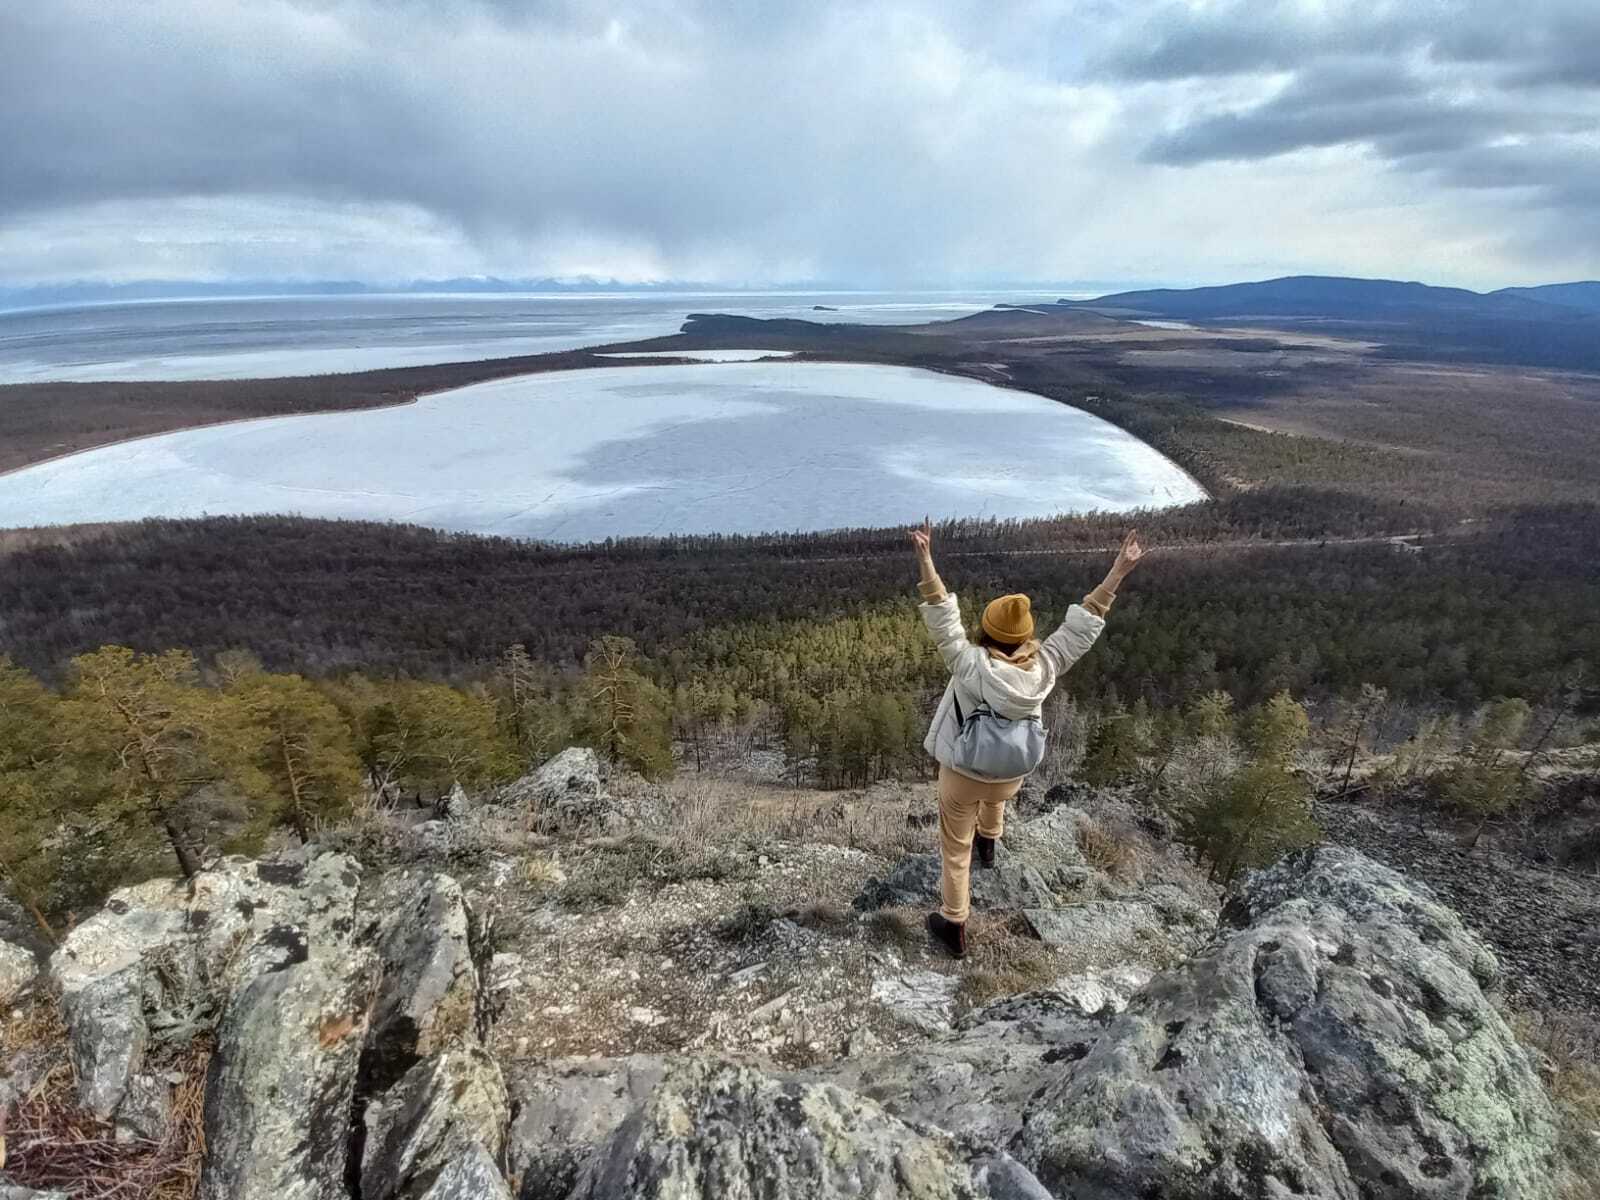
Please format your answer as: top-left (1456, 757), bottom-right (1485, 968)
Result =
top-left (937, 765), bottom-right (1023, 924)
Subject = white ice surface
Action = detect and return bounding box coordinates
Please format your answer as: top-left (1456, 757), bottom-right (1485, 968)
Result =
top-left (593, 350), bottom-right (795, 362)
top-left (0, 362), bottom-right (1207, 541)
top-left (0, 293), bottom-right (1012, 383)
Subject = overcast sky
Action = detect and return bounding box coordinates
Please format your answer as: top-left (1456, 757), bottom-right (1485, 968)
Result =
top-left (2, 0), bottom-right (1596, 290)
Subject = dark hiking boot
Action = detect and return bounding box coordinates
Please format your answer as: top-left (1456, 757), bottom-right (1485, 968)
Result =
top-left (974, 834), bottom-right (997, 869)
top-left (926, 911), bottom-right (967, 959)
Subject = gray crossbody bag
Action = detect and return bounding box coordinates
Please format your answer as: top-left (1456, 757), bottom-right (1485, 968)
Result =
top-left (950, 691), bottom-right (1047, 780)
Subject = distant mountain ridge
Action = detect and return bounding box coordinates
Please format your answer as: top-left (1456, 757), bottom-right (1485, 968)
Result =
top-left (1492, 281), bottom-right (1600, 313)
top-left (1052, 274), bottom-right (1600, 373)
top-left (1062, 275), bottom-right (1591, 321)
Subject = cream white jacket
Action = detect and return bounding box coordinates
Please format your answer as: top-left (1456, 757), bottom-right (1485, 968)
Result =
top-left (918, 591), bottom-right (1106, 780)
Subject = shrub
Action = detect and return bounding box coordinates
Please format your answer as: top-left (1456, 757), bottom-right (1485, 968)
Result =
top-left (1176, 761), bottom-right (1320, 886)
top-left (1075, 815), bottom-right (1141, 883)
top-left (1510, 1009), bottom-right (1600, 1200)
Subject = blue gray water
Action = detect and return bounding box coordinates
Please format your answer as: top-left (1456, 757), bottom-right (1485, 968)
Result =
top-left (0, 291), bottom-right (1049, 383)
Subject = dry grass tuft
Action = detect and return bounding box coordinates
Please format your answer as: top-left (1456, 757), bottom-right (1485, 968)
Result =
top-left (1511, 1009), bottom-right (1600, 1200)
top-left (0, 986), bottom-right (67, 1062)
top-left (521, 852), bottom-right (566, 889)
top-left (1075, 815), bottom-right (1142, 884)
top-left (955, 912), bottom-right (1063, 1011)
top-left (793, 900), bottom-right (852, 931)
top-left (864, 907), bottom-right (924, 950)
top-left (1, 989), bottom-right (211, 1200)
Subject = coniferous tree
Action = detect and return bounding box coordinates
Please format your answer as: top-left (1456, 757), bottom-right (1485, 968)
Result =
top-left (0, 658), bottom-right (75, 936)
top-left (226, 667), bottom-right (363, 842)
top-left (1444, 698), bottom-right (1532, 844)
top-left (579, 636), bottom-right (673, 778)
top-left (1080, 707), bottom-right (1144, 787)
top-left (63, 646), bottom-right (254, 878)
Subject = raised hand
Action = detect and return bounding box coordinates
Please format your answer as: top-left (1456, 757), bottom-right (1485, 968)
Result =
top-left (1111, 529), bottom-right (1143, 577)
top-left (909, 515), bottom-right (933, 558)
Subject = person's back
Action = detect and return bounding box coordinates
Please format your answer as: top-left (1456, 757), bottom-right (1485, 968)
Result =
top-left (908, 519), bottom-right (1144, 958)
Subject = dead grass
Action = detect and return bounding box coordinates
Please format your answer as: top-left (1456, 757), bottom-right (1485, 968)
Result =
top-left (0, 989), bottom-right (210, 1200)
top-left (864, 908), bottom-right (924, 951)
top-left (557, 833), bottom-right (753, 910)
top-left (1075, 815), bottom-right (1142, 884)
top-left (1511, 1008), bottom-right (1600, 1200)
top-left (955, 912), bottom-right (1062, 1012)
top-left (629, 773), bottom-right (929, 859)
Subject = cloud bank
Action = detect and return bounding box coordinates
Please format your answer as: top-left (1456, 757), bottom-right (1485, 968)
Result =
top-left (1, 0), bottom-right (1595, 289)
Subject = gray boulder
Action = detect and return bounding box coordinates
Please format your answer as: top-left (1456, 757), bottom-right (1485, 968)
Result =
top-left (997, 806), bottom-right (1095, 893)
top-left (569, 1059), bottom-right (1047, 1199)
top-left (114, 1070), bottom-right (174, 1143)
top-left (852, 854), bottom-right (1055, 913)
top-left (412, 1143), bottom-right (513, 1200)
top-left (0, 939), bottom-right (37, 1007)
top-left (361, 1047), bottom-right (509, 1200)
top-left (49, 850), bottom-right (362, 1118)
top-left (506, 1055), bottom-right (669, 1200)
top-left (0, 1189), bottom-right (72, 1200)
top-left (436, 781), bottom-right (473, 821)
top-left (813, 989), bottom-right (1110, 1148)
top-left (1023, 900), bottom-right (1163, 952)
top-left (362, 874), bottom-right (492, 1094)
top-left (497, 747), bottom-right (608, 828)
top-left (199, 944), bottom-right (377, 1200)
top-left (1016, 845), bottom-right (1560, 1200)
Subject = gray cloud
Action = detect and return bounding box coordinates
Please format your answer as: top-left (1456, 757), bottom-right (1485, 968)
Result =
top-left (1106, 1), bottom-right (1598, 272)
top-left (0, 0), bottom-right (1597, 288)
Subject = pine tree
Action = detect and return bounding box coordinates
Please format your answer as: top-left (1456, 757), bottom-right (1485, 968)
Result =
top-left (579, 636), bottom-right (673, 778)
top-left (0, 658), bottom-right (74, 936)
top-left (1244, 691), bottom-right (1311, 768)
top-left (227, 668), bottom-right (363, 842)
top-left (1179, 760), bottom-right (1320, 885)
top-left (1080, 707), bottom-right (1144, 786)
top-left (1444, 698), bottom-right (1532, 845)
top-left (63, 646), bottom-right (242, 878)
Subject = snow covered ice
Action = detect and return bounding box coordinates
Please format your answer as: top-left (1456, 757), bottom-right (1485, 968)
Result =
top-left (0, 362), bottom-right (1207, 541)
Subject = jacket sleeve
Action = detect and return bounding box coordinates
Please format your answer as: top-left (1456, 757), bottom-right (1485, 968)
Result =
top-left (919, 592), bottom-right (978, 673)
top-left (1039, 603), bottom-right (1106, 676)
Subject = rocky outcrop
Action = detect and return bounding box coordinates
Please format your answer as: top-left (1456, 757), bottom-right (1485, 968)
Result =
top-left (854, 805), bottom-right (1214, 969)
top-left (506, 1056), bottom-right (669, 1200)
top-left (48, 850), bottom-right (363, 1120)
top-left (26, 813), bottom-right (1568, 1200)
top-left (0, 938), bottom-right (39, 1008)
top-left (567, 1059), bottom-right (1048, 1199)
top-left (812, 987), bottom-right (1112, 1148)
top-left (497, 747), bottom-right (609, 829)
top-left (362, 874), bottom-right (493, 1094)
top-left (349, 873), bottom-right (507, 1199)
top-left (853, 854), bottom-right (1056, 913)
top-left (361, 1047), bottom-right (510, 1200)
top-left (198, 946), bottom-right (376, 1200)
top-left (1016, 845), bottom-right (1560, 1199)
top-left (38, 854), bottom-right (517, 1199)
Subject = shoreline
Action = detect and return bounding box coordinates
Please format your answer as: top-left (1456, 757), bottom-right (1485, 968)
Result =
top-left (0, 355), bottom-right (1210, 541)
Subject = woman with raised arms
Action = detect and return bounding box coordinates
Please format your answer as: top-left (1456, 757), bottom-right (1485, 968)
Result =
top-left (909, 520), bottom-right (1144, 958)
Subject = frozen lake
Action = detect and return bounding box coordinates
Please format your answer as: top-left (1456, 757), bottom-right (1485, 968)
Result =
top-left (0, 291), bottom-right (1052, 383)
top-left (0, 362), bottom-right (1206, 541)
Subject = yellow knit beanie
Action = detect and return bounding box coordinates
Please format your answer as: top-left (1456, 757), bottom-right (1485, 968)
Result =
top-left (981, 594), bottom-right (1034, 644)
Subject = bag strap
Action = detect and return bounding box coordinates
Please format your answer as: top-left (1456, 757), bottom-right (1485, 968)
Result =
top-left (952, 691), bottom-right (996, 725)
